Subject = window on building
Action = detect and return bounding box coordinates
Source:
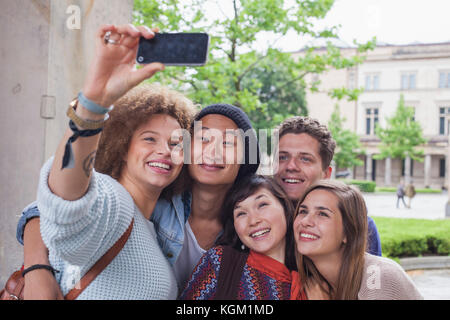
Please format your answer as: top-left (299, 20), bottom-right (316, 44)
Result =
top-left (364, 74), bottom-right (380, 91)
top-left (439, 71), bottom-right (450, 88)
top-left (348, 70), bottom-right (356, 89)
top-left (439, 158), bottom-right (446, 178)
top-left (401, 72), bottom-right (416, 90)
top-left (439, 106), bottom-right (450, 135)
top-left (401, 159), bottom-right (414, 177)
top-left (365, 107), bottom-right (379, 135)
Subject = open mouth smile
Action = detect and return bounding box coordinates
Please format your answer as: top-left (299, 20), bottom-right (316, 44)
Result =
top-left (282, 178), bottom-right (305, 184)
top-left (147, 160), bottom-right (172, 173)
top-left (299, 232), bottom-right (319, 241)
top-left (250, 228), bottom-right (271, 239)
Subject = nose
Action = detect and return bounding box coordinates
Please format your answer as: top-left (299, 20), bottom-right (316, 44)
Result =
top-left (203, 137), bottom-right (224, 163)
top-left (286, 157), bottom-right (300, 172)
top-left (299, 212), bottom-right (315, 228)
top-left (248, 211), bottom-right (261, 227)
top-left (156, 140), bottom-right (171, 157)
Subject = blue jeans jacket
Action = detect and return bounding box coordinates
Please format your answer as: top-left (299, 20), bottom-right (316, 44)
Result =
top-left (16, 191), bottom-right (382, 263)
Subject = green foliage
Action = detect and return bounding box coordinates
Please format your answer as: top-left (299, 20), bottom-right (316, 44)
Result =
top-left (374, 94), bottom-right (426, 162)
top-left (375, 187), bottom-right (442, 194)
top-left (328, 104), bottom-right (364, 169)
top-left (133, 0), bottom-right (376, 129)
top-left (342, 179), bottom-right (376, 192)
top-left (373, 217), bottom-right (450, 258)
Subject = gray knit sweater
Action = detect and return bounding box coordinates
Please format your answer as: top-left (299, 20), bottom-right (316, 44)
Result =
top-left (358, 253), bottom-right (423, 300)
top-left (37, 158), bottom-right (177, 299)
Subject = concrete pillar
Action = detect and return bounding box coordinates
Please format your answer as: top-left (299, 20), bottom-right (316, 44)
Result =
top-left (424, 154), bottom-right (431, 188)
top-left (365, 154), bottom-right (372, 181)
top-left (331, 160), bottom-right (336, 179)
top-left (384, 157), bottom-right (391, 186)
top-left (0, 0), bottom-right (134, 288)
top-left (404, 156), bottom-right (411, 185)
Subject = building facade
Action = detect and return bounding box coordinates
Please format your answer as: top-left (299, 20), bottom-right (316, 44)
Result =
top-left (301, 42), bottom-right (450, 189)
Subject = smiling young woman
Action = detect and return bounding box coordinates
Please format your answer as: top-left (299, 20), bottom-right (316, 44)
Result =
top-left (293, 180), bottom-right (423, 300)
top-left (180, 175), bottom-right (305, 300)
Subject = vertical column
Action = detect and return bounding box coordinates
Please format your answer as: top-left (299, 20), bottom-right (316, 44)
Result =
top-left (384, 157), bottom-right (391, 186)
top-left (404, 156), bottom-right (411, 185)
top-left (365, 154), bottom-right (372, 181)
top-left (424, 154), bottom-right (431, 188)
top-left (331, 160), bottom-right (336, 179)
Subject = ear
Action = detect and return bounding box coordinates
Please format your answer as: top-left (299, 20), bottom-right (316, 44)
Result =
top-left (343, 236), bottom-right (347, 244)
top-left (323, 166), bottom-right (332, 179)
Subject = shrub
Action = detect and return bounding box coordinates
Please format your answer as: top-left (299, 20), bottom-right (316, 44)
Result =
top-left (343, 179), bottom-right (376, 192)
top-left (373, 217), bottom-right (450, 258)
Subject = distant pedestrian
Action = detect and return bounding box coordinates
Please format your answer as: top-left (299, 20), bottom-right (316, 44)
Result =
top-left (405, 182), bottom-right (416, 209)
top-left (396, 181), bottom-right (407, 209)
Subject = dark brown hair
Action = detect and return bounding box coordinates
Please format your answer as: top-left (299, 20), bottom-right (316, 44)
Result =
top-left (294, 180), bottom-right (368, 299)
top-left (94, 83), bottom-right (197, 199)
top-left (276, 116), bottom-right (336, 169)
top-left (216, 174), bottom-right (297, 270)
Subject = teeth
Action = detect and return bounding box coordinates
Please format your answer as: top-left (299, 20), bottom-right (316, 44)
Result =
top-left (148, 162), bottom-right (170, 170)
top-left (250, 229), bottom-right (270, 238)
top-left (284, 179), bottom-right (301, 184)
top-left (301, 233), bottom-right (318, 240)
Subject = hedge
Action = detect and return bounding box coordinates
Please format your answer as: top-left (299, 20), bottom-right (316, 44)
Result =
top-left (372, 217), bottom-right (450, 258)
top-left (342, 179), bottom-right (376, 192)
top-left (375, 187), bottom-right (442, 194)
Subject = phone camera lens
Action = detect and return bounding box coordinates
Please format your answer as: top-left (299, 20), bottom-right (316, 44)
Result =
top-left (137, 56), bottom-right (144, 63)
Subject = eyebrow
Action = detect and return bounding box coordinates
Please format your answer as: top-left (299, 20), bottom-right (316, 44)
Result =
top-left (234, 194), bottom-right (268, 210)
top-left (299, 204), bottom-right (334, 213)
top-left (139, 130), bottom-right (159, 136)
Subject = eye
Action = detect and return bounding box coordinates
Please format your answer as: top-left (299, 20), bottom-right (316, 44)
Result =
top-left (144, 137), bottom-right (156, 142)
top-left (298, 209), bottom-right (308, 215)
top-left (319, 211), bottom-right (330, 218)
top-left (279, 154), bottom-right (288, 161)
top-left (258, 202), bottom-right (269, 209)
top-left (235, 211), bottom-right (246, 218)
top-left (201, 136), bottom-right (210, 143)
top-left (301, 156), bottom-right (311, 162)
top-left (223, 140), bottom-right (234, 147)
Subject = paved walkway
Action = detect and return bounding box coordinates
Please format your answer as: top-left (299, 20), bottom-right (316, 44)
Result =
top-left (363, 192), bottom-right (449, 220)
top-left (407, 269), bottom-right (450, 300)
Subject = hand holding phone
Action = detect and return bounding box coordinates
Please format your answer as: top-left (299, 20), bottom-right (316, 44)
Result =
top-left (136, 33), bottom-right (210, 66)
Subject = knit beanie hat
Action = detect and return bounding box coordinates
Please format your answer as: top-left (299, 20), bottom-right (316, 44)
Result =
top-left (194, 103), bottom-right (260, 180)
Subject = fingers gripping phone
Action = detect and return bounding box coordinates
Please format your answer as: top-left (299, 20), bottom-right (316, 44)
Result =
top-left (136, 33), bottom-right (210, 66)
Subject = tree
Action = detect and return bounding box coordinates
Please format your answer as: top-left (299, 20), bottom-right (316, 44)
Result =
top-left (328, 104), bottom-right (364, 170)
top-left (133, 0), bottom-right (376, 129)
top-left (374, 94), bottom-right (426, 162)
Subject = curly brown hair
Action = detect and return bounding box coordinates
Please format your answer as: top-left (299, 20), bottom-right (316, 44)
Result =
top-left (94, 83), bottom-right (197, 199)
top-left (276, 116), bottom-right (336, 170)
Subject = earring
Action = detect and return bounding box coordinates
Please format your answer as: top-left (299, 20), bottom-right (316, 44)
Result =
top-left (241, 244), bottom-right (246, 251)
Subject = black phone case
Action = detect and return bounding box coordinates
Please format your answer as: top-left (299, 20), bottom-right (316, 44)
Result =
top-left (136, 33), bottom-right (209, 66)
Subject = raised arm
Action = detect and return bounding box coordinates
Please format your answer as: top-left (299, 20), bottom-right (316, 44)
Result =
top-left (48, 24), bottom-right (164, 200)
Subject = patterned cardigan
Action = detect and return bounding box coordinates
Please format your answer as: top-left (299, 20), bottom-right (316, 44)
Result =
top-left (179, 245), bottom-right (306, 300)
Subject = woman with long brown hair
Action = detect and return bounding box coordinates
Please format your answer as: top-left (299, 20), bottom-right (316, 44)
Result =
top-left (293, 180), bottom-right (423, 300)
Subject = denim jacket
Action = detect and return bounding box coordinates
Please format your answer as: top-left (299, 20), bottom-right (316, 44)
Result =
top-left (16, 192), bottom-right (192, 266)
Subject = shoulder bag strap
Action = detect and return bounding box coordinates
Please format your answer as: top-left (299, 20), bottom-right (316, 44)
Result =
top-left (64, 218), bottom-right (134, 300)
top-left (214, 246), bottom-right (249, 300)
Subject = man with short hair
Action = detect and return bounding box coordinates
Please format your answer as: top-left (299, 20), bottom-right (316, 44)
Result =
top-left (273, 116), bottom-right (382, 256)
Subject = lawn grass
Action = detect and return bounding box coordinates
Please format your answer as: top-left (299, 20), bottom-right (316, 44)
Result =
top-left (371, 217), bottom-right (450, 258)
top-left (375, 187), bottom-right (442, 193)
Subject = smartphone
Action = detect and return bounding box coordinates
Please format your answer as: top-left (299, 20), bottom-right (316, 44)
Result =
top-left (136, 33), bottom-right (210, 66)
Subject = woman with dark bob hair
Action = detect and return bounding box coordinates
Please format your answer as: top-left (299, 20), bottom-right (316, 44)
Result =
top-left (24, 24), bottom-right (196, 299)
top-left (293, 180), bottom-right (423, 300)
top-left (180, 175), bottom-right (306, 300)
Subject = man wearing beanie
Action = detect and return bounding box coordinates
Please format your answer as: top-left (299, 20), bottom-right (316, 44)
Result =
top-left (16, 103), bottom-right (261, 295)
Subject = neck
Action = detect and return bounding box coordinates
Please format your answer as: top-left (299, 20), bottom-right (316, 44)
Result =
top-left (309, 250), bottom-right (343, 290)
top-left (119, 175), bottom-right (162, 220)
top-left (190, 181), bottom-right (232, 220)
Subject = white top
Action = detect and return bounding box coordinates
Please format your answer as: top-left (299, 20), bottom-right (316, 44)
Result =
top-left (173, 220), bottom-right (206, 292)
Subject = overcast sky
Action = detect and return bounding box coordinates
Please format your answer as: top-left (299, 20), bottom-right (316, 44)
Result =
top-left (208, 0), bottom-right (450, 52)
top-left (315, 0), bottom-right (450, 46)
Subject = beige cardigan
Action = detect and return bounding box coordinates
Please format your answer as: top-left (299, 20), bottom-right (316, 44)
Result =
top-left (358, 253), bottom-right (423, 300)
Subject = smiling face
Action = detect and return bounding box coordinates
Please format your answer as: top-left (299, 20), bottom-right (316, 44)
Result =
top-left (120, 114), bottom-right (183, 191)
top-left (188, 114), bottom-right (243, 186)
top-left (275, 133), bottom-right (331, 201)
top-left (293, 189), bottom-right (346, 260)
top-left (233, 187), bottom-right (287, 264)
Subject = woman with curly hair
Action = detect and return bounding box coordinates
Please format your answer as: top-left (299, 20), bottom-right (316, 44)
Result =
top-left (19, 24), bottom-right (196, 299)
